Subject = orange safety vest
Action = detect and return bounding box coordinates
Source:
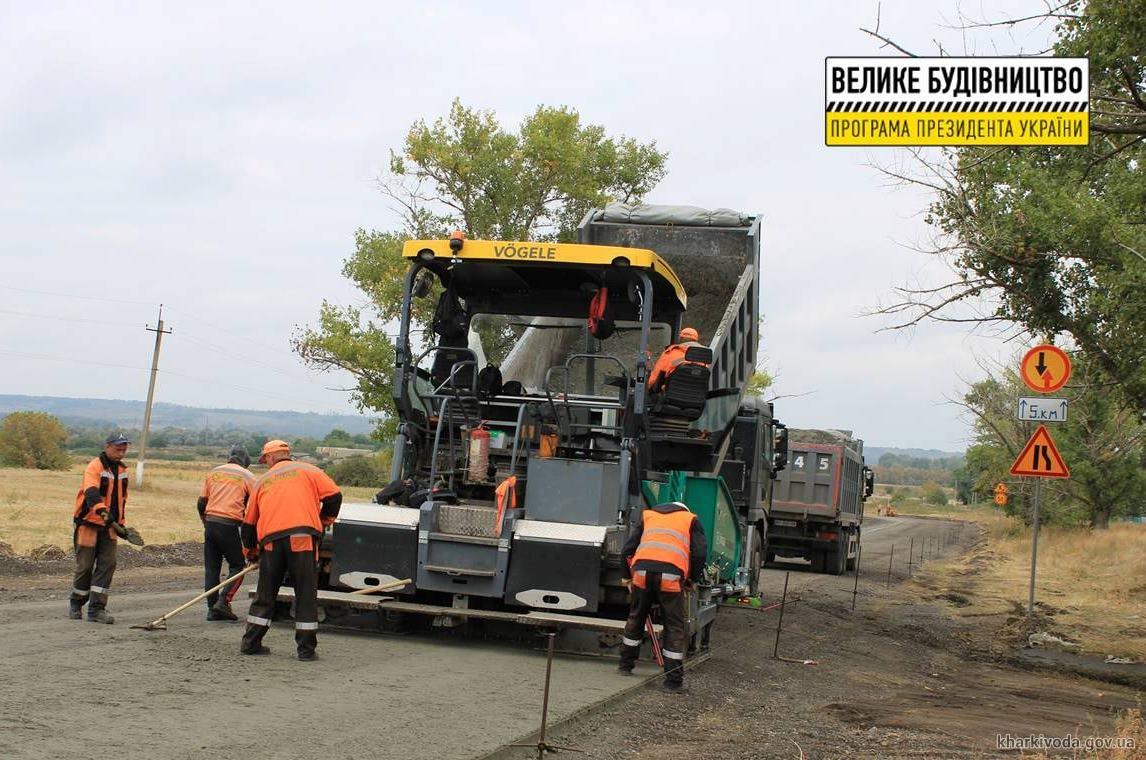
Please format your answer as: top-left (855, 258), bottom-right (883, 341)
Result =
top-left (201, 463), bottom-right (256, 522)
top-left (632, 508), bottom-right (695, 592)
top-left (73, 455), bottom-right (128, 534)
top-left (647, 341), bottom-right (706, 391)
top-left (243, 460), bottom-right (340, 545)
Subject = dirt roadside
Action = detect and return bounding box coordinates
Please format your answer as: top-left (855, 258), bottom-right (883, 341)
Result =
top-left (485, 519), bottom-right (1142, 760)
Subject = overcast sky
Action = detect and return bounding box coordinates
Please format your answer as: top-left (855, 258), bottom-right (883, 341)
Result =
top-left (0, 1), bottom-right (1055, 450)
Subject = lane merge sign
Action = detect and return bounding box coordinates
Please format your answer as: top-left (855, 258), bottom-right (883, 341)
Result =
top-left (1020, 344), bottom-right (1071, 394)
top-left (1017, 397), bottom-right (1068, 423)
top-left (1010, 425), bottom-right (1070, 478)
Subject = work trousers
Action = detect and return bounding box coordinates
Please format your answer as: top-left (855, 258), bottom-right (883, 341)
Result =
top-left (619, 573), bottom-right (689, 685)
top-left (242, 536), bottom-right (318, 657)
top-left (204, 520), bottom-right (246, 608)
top-left (71, 525), bottom-right (117, 612)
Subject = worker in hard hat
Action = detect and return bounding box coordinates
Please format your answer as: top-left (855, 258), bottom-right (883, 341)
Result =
top-left (68, 433), bottom-right (133, 624)
top-left (647, 327), bottom-right (707, 392)
top-left (198, 445), bottom-right (256, 621)
top-left (240, 440), bottom-right (341, 661)
top-left (618, 500), bottom-right (708, 694)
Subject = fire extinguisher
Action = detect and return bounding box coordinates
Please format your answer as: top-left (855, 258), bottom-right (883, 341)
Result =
top-left (468, 425), bottom-right (490, 483)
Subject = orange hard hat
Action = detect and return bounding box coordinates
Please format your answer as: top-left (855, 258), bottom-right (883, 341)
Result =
top-left (679, 327), bottom-right (699, 342)
top-left (259, 439), bottom-right (291, 463)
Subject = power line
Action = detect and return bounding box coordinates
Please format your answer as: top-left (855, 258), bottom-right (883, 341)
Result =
top-left (0, 307), bottom-right (139, 328)
top-left (0, 284), bottom-right (157, 307)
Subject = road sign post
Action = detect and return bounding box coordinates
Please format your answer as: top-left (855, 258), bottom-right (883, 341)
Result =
top-left (1028, 478), bottom-right (1043, 615)
top-left (1013, 345), bottom-right (1072, 617)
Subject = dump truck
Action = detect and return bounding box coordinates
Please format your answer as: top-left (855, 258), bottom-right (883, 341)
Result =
top-left (766, 429), bottom-right (874, 575)
top-left (312, 204), bottom-right (786, 650)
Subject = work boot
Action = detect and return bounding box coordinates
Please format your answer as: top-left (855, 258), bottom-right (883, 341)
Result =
top-left (661, 681), bottom-right (688, 695)
top-left (297, 650), bottom-right (318, 662)
top-left (87, 609), bottom-right (115, 625)
top-left (240, 644), bottom-right (271, 655)
top-left (68, 599), bottom-right (84, 620)
top-left (617, 663), bottom-right (634, 676)
top-left (208, 602), bottom-right (238, 621)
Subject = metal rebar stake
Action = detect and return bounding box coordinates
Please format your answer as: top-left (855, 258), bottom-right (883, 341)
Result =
top-left (513, 632), bottom-right (581, 758)
top-left (908, 537), bottom-right (914, 575)
top-left (851, 542), bottom-right (863, 611)
top-left (772, 571), bottom-right (790, 659)
top-left (886, 544), bottom-right (894, 588)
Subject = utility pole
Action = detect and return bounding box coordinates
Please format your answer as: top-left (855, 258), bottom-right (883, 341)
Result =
top-left (136, 305), bottom-right (172, 487)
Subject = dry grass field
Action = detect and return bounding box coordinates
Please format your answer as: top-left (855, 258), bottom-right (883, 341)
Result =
top-left (907, 500), bottom-right (1146, 660)
top-left (0, 457), bottom-right (378, 553)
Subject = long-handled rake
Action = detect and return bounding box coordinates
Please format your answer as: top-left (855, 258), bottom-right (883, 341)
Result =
top-left (132, 564), bottom-right (258, 631)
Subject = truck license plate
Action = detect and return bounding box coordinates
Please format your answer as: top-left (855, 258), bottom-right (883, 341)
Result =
top-left (774, 520), bottom-right (797, 528)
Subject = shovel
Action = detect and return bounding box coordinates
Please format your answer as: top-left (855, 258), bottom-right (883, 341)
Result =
top-left (132, 564), bottom-right (258, 631)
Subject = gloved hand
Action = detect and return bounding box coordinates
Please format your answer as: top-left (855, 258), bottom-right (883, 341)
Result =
top-left (243, 545), bottom-right (260, 563)
top-left (96, 509), bottom-right (110, 525)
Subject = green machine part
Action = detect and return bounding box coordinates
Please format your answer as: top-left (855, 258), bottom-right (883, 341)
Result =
top-left (641, 472), bottom-right (742, 583)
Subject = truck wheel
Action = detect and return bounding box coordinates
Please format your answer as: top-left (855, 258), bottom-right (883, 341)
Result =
top-left (810, 551), bottom-right (826, 573)
top-left (748, 534), bottom-right (763, 595)
top-left (826, 533), bottom-right (847, 576)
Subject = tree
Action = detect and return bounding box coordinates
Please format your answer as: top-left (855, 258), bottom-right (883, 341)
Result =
top-left (295, 101), bottom-right (668, 440)
top-left (871, 1), bottom-right (1146, 411)
top-left (920, 481), bottom-right (949, 507)
top-left (0, 412), bottom-right (70, 470)
top-left (744, 370), bottom-right (773, 397)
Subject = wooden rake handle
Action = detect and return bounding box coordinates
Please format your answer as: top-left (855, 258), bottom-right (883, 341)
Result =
top-left (135, 564), bottom-right (258, 629)
top-left (348, 578), bottom-right (412, 596)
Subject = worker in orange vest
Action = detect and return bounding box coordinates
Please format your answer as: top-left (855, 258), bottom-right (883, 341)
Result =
top-left (647, 327), bottom-right (707, 392)
top-left (69, 433), bottom-right (133, 624)
top-left (240, 440), bottom-right (341, 661)
top-left (618, 500), bottom-right (708, 693)
top-left (198, 445), bottom-right (256, 621)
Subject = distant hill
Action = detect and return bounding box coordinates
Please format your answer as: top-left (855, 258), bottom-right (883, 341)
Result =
top-left (863, 446), bottom-right (963, 463)
top-left (0, 395), bottom-right (375, 438)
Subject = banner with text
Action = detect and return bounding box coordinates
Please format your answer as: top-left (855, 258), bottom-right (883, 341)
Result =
top-left (825, 57), bottom-right (1089, 147)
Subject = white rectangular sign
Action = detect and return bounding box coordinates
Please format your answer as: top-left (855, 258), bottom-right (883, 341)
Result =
top-left (1017, 397), bottom-right (1068, 423)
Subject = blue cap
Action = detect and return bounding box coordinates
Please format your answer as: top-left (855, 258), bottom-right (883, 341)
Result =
top-left (105, 433), bottom-right (131, 445)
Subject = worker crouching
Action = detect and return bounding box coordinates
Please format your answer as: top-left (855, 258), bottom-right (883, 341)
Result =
top-left (619, 501), bottom-right (708, 693)
top-left (240, 440), bottom-right (341, 661)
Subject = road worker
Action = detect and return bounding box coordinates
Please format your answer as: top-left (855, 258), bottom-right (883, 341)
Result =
top-left (647, 327), bottom-right (707, 392)
top-left (618, 500), bottom-right (708, 693)
top-left (240, 440), bottom-right (341, 661)
top-left (198, 445), bottom-right (256, 621)
top-left (69, 433), bottom-right (132, 624)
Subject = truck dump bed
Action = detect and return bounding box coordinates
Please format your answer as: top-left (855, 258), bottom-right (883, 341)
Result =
top-left (502, 204), bottom-right (760, 395)
top-left (771, 430), bottom-right (865, 527)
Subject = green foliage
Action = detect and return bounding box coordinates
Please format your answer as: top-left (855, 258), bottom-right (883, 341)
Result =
top-left (325, 453), bottom-right (392, 488)
top-left (897, 1), bottom-right (1146, 410)
top-left (0, 412), bottom-right (70, 470)
top-left (745, 370), bottom-right (773, 397)
top-left (294, 101), bottom-right (668, 441)
top-left (320, 428), bottom-right (373, 447)
top-left (920, 482), bottom-right (949, 507)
